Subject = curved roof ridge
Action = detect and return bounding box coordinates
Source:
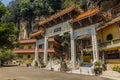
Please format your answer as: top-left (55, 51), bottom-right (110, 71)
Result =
top-left (71, 7), bottom-right (100, 23)
top-left (38, 5), bottom-right (76, 26)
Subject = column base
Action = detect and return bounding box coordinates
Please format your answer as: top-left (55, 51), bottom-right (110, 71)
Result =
top-left (70, 60), bottom-right (76, 70)
top-left (32, 59), bottom-right (41, 67)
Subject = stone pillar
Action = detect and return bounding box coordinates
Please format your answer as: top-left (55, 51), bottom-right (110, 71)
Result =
top-left (32, 41), bottom-right (40, 67)
top-left (91, 26), bottom-right (99, 62)
top-left (80, 50), bottom-right (84, 62)
top-left (102, 51), bottom-right (105, 64)
top-left (80, 40), bottom-right (83, 62)
top-left (35, 43), bottom-right (39, 61)
top-left (43, 36), bottom-right (48, 65)
top-left (70, 27), bottom-right (76, 69)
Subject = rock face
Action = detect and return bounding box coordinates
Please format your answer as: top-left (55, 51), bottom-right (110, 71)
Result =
top-left (18, 17), bottom-right (43, 39)
top-left (19, 20), bottom-right (28, 39)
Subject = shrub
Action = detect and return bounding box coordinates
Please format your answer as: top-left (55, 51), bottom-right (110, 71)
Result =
top-left (24, 58), bottom-right (33, 64)
top-left (0, 49), bottom-right (15, 66)
top-left (94, 61), bottom-right (102, 67)
top-left (112, 65), bottom-right (120, 73)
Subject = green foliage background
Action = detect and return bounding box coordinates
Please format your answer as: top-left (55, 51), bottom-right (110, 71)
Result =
top-left (0, 1), bottom-right (18, 65)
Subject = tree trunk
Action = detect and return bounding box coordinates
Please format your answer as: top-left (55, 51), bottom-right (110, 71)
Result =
top-left (27, 12), bottom-right (33, 38)
top-left (0, 60), bottom-right (4, 66)
top-left (17, 18), bottom-right (20, 39)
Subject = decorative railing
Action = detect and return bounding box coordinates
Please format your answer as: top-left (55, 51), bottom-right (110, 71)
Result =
top-left (14, 48), bottom-right (36, 53)
top-left (14, 48), bottom-right (56, 53)
top-left (100, 39), bottom-right (120, 48)
top-left (84, 39), bottom-right (120, 50)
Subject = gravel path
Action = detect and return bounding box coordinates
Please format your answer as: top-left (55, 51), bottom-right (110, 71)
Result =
top-left (0, 66), bottom-right (112, 80)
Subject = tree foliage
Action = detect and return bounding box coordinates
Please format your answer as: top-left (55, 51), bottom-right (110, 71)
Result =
top-left (0, 3), bottom-right (7, 21)
top-left (48, 0), bottom-right (63, 14)
top-left (62, 0), bottom-right (75, 9)
top-left (0, 2), bottom-right (18, 65)
top-left (0, 49), bottom-right (15, 65)
top-left (7, 0), bottom-right (56, 37)
top-left (0, 22), bottom-right (18, 49)
top-left (99, 0), bottom-right (120, 11)
top-left (61, 32), bottom-right (70, 56)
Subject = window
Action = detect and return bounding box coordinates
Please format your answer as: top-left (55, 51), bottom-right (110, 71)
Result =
top-left (20, 46), bottom-right (24, 49)
top-left (18, 55), bottom-right (23, 59)
top-left (48, 44), bottom-right (53, 48)
top-left (39, 44), bottom-right (43, 48)
top-left (106, 34), bottom-right (113, 41)
top-left (28, 46), bottom-right (32, 49)
top-left (48, 44), bottom-right (50, 48)
top-left (27, 55), bottom-right (31, 59)
top-left (107, 53), bottom-right (119, 59)
top-left (54, 27), bottom-right (61, 33)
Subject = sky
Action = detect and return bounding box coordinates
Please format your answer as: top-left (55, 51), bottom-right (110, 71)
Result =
top-left (1, 0), bottom-right (12, 6)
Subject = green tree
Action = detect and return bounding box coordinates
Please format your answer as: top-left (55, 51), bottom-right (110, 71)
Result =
top-left (62, 0), bottom-right (88, 11)
top-left (48, 0), bottom-right (63, 14)
top-left (7, 0), bottom-right (54, 37)
top-left (88, 0), bottom-right (120, 12)
top-left (0, 3), bottom-right (18, 49)
top-left (0, 49), bottom-right (15, 66)
top-left (99, 0), bottom-right (120, 11)
top-left (0, 3), bottom-right (7, 21)
top-left (61, 32), bottom-right (70, 60)
top-left (0, 22), bottom-right (18, 49)
top-left (0, 2), bottom-right (18, 66)
top-left (62, 0), bottom-right (75, 9)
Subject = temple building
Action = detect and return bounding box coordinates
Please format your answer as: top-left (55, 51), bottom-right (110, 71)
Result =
top-left (97, 3), bottom-right (120, 70)
top-left (14, 38), bottom-right (61, 61)
top-left (30, 5), bottom-right (102, 68)
top-left (14, 3), bottom-right (120, 71)
top-left (14, 39), bottom-right (36, 59)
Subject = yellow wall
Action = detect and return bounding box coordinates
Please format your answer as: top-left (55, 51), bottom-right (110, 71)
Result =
top-left (97, 30), bottom-right (103, 42)
top-left (48, 43), bottom-right (54, 48)
top-left (83, 56), bottom-right (91, 62)
top-left (17, 53), bottom-right (43, 60)
top-left (97, 23), bottom-right (120, 42)
top-left (20, 43), bottom-right (35, 49)
top-left (17, 53), bottom-right (34, 59)
top-left (17, 42), bottom-right (54, 60)
top-left (19, 43), bottom-right (55, 49)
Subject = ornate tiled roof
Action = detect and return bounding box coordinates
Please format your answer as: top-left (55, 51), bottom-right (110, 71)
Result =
top-left (31, 7), bottom-right (100, 37)
top-left (30, 29), bottom-right (44, 37)
top-left (38, 5), bottom-right (76, 26)
top-left (30, 5), bottom-right (76, 37)
top-left (48, 37), bottom-right (60, 46)
top-left (70, 7), bottom-right (99, 23)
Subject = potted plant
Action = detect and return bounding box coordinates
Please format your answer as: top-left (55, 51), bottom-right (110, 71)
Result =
top-left (94, 61), bottom-right (103, 76)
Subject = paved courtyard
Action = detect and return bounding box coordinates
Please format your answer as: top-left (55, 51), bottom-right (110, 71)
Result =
top-left (0, 66), bottom-right (112, 80)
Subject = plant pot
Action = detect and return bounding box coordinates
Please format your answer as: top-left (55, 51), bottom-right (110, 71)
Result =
top-left (94, 68), bottom-right (99, 76)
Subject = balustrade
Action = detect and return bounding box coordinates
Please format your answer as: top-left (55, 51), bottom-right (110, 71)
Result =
top-left (84, 39), bottom-right (120, 50)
